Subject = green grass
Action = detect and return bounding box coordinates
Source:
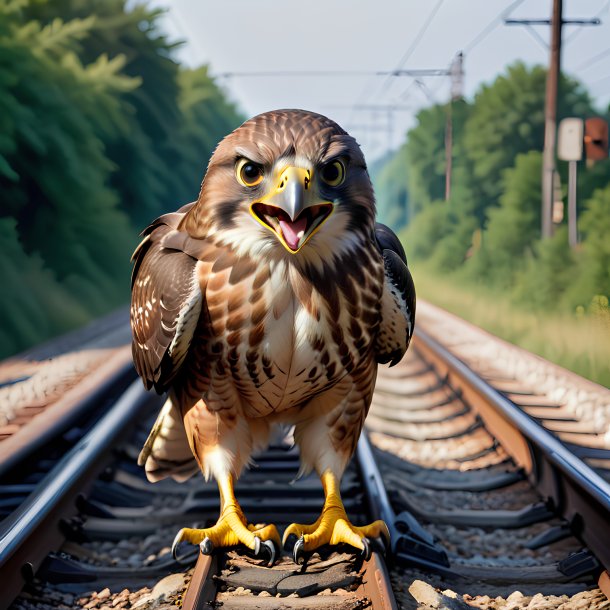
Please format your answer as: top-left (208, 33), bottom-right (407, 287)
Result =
top-left (411, 263), bottom-right (610, 388)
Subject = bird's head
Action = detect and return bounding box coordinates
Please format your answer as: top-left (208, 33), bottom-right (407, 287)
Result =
top-left (184, 110), bottom-right (376, 262)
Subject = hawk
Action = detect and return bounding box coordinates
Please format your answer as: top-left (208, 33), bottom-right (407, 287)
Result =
top-left (130, 109), bottom-right (415, 563)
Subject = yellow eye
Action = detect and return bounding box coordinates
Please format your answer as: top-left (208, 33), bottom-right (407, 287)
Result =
top-left (236, 159), bottom-right (264, 187)
top-left (320, 160), bottom-right (345, 187)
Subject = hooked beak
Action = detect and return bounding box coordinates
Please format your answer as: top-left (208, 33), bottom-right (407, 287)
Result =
top-left (250, 166), bottom-right (333, 253)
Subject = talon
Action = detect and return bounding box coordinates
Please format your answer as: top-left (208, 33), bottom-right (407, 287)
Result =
top-left (172, 529), bottom-right (184, 560)
top-left (293, 535), bottom-right (305, 565)
top-left (361, 538), bottom-right (371, 560)
top-left (200, 537), bottom-right (214, 555)
top-left (284, 471), bottom-right (390, 557)
top-left (168, 475), bottom-right (279, 559)
top-left (260, 539), bottom-right (277, 565)
top-left (380, 526), bottom-right (391, 553)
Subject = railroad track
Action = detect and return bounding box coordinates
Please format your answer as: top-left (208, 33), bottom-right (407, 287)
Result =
top-left (1, 384), bottom-right (397, 609)
top-left (0, 307), bottom-right (134, 477)
top-left (2, 301), bottom-right (610, 609)
top-left (369, 324), bottom-right (610, 608)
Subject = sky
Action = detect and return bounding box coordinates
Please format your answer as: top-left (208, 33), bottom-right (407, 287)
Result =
top-left (148, 0), bottom-right (610, 162)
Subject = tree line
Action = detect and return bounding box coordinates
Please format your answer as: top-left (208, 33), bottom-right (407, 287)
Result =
top-left (372, 62), bottom-right (610, 318)
top-left (0, 0), bottom-right (243, 358)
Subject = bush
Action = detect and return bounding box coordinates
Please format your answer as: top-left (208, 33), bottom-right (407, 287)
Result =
top-left (400, 202), bottom-right (452, 262)
top-left (513, 227), bottom-right (575, 310)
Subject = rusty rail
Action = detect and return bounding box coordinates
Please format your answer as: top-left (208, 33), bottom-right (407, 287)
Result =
top-left (0, 381), bottom-right (159, 608)
top-left (0, 346), bottom-right (135, 478)
top-left (414, 327), bottom-right (610, 574)
top-left (180, 434), bottom-right (400, 608)
top-left (181, 549), bottom-right (397, 610)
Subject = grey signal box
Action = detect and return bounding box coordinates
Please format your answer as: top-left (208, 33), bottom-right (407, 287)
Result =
top-left (558, 118), bottom-right (584, 161)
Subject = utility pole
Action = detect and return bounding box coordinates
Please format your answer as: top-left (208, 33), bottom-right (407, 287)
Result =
top-left (386, 107), bottom-right (394, 152)
top-left (541, 0), bottom-right (562, 239)
top-left (445, 52), bottom-right (464, 201)
top-left (505, 3), bottom-right (599, 239)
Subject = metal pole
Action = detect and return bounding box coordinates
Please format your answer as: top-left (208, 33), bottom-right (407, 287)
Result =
top-left (444, 53), bottom-right (464, 202)
top-left (445, 102), bottom-right (452, 201)
top-left (541, 0), bottom-right (562, 239)
top-left (568, 159), bottom-right (578, 247)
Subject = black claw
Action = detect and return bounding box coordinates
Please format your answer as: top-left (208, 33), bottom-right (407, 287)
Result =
top-left (293, 535), bottom-right (305, 565)
top-left (361, 538), bottom-right (372, 560)
top-left (259, 539), bottom-right (277, 565)
top-left (171, 530), bottom-right (183, 561)
top-left (380, 529), bottom-right (391, 554)
top-left (200, 537), bottom-right (214, 555)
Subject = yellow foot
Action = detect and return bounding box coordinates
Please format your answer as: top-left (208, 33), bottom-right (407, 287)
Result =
top-left (173, 503), bottom-right (281, 565)
top-left (282, 470), bottom-right (390, 563)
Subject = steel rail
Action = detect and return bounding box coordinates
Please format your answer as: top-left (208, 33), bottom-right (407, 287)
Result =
top-left (0, 381), bottom-right (159, 608)
top-left (0, 353), bottom-right (136, 479)
top-left (180, 434), bottom-right (401, 609)
top-left (414, 327), bottom-right (610, 571)
top-left (357, 431), bottom-right (455, 576)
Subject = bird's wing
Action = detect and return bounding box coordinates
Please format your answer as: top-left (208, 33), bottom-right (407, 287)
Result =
top-left (131, 202), bottom-right (204, 393)
top-left (374, 222), bottom-right (416, 366)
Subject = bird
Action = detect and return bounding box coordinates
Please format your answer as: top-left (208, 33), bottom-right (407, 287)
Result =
top-left (130, 109), bottom-right (415, 564)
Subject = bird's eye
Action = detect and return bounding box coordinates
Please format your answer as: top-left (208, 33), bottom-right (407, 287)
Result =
top-left (236, 159), bottom-right (264, 187)
top-left (320, 160), bottom-right (345, 187)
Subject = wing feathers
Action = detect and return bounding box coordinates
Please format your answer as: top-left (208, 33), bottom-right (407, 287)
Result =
top-left (374, 223), bottom-right (416, 366)
top-left (131, 205), bottom-right (203, 393)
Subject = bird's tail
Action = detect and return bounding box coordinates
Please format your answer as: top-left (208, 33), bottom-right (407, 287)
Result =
top-left (138, 397), bottom-right (199, 483)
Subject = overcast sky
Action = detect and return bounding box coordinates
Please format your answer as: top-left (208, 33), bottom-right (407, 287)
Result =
top-left (148, 0), bottom-right (610, 161)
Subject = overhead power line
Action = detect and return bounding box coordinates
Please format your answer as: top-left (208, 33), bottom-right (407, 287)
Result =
top-left (325, 104), bottom-right (416, 111)
top-left (381, 0), bottom-right (444, 92)
top-left (575, 45), bottom-right (610, 72)
top-left (383, 69), bottom-right (449, 77)
top-left (564, 0), bottom-right (610, 44)
top-left (463, 0), bottom-right (525, 54)
top-left (215, 70), bottom-right (380, 79)
top-left (349, 0), bottom-right (446, 122)
top-left (380, 0), bottom-right (446, 92)
top-left (214, 69), bottom-right (450, 79)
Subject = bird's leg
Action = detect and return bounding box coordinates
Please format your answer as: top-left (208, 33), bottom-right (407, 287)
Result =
top-left (172, 472), bottom-right (281, 564)
top-left (282, 469), bottom-right (389, 561)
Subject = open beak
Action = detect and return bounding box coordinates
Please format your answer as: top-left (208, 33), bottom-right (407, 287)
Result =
top-left (250, 166), bottom-right (333, 253)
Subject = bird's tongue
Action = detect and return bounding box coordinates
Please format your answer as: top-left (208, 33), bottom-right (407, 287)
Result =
top-left (279, 216), bottom-right (308, 250)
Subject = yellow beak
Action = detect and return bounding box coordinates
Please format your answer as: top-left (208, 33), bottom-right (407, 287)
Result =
top-left (250, 166), bottom-right (333, 253)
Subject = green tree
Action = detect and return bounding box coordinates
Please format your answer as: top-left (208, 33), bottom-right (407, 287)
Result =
top-left (0, 0), bottom-right (243, 358)
top-left (372, 143), bottom-right (410, 229)
top-left (463, 62), bottom-right (592, 218)
top-left (173, 66), bottom-right (243, 205)
top-left (0, 6), bottom-right (137, 283)
top-left (514, 227), bottom-right (575, 310)
top-left (570, 184), bottom-right (610, 305)
top-left (23, 0), bottom-right (184, 226)
top-left (0, 218), bottom-right (90, 356)
top-left (469, 151), bottom-right (542, 285)
top-left (405, 99), bottom-right (471, 213)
